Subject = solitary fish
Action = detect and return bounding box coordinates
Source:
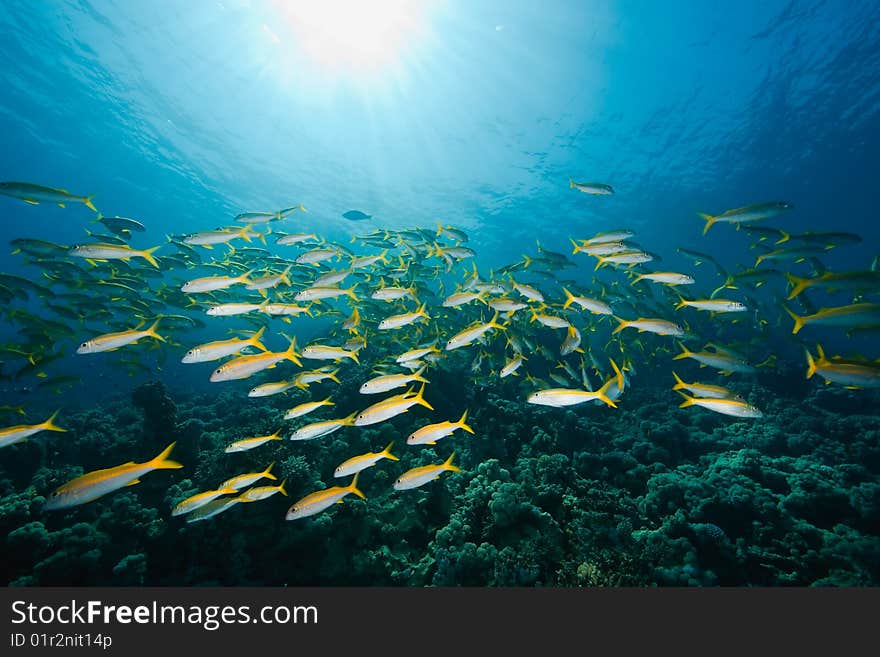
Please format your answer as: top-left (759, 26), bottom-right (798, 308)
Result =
top-left (44, 442), bottom-right (183, 511)
top-left (342, 210), bottom-right (372, 221)
top-left (569, 179), bottom-right (614, 195)
top-left (0, 181), bottom-right (97, 211)
top-left (285, 473), bottom-right (365, 520)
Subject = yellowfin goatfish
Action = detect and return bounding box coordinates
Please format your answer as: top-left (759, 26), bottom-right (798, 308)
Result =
top-left (294, 285), bottom-right (359, 302)
top-left (562, 288), bottom-right (613, 314)
top-left (185, 497), bottom-right (242, 523)
top-left (77, 319), bottom-right (165, 353)
top-left (632, 272), bottom-right (695, 286)
top-left (569, 179), bottom-right (614, 195)
top-left (671, 372), bottom-right (738, 399)
top-left (180, 270), bottom-right (252, 293)
top-left (785, 270), bottom-right (880, 300)
top-left (334, 442), bottom-right (399, 478)
top-left (594, 251), bottom-right (653, 270)
top-left (677, 393), bottom-right (763, 418)
top-left (500, 354), bottom-right (525, 378)
top-left (0, 181), bottom-right (96, 211)
top-left (248, 380), bottom-right (299, 397)
top-left (675, 298), bottom-right (748, 313)
top-left (442, 290), bottom-right (486, 307)
top-left (182, 226), bottom-right (261, 247)
top-left (70, 243), bottom-right (161, 268)
top-left (393, 452), bottom-right (461, 490)
top-left (445, 313), bottom-right (507, 350)
top-left (285, 473), bottom-right (365, 520)
top-left (221, 463), bottom-right (277, 490)
top-left (276, 232), bottom-right (318, 245)
top-left (290, 413), bottom-right (356, 441)
top-left (360, 367), bottom-right (429, 394)
top-left (527, 377), bottom-right (619, 408)
top-left (181, 327), bottom-right (267, 363)
top-left (224, 428), bottom-right (283, 453)
top-left (353, 384), bottom-right (433, 426)
top-left (784, 303), bottom-right (880, 335)
top-left (206, 302), bottom-right (264, 317)
top-left (210, 337), bottom-right (301, 382)
top-left (407, 410), bottom-right (474, 445)
top-left (237, 480), bottom-right (288, 502)
top-left (283, 398), bottom-right (334, 420)
top-left (44, 442), bottom-right (182, 511)
top-left (396, 345), bottom-right (440, 364)
top-left (0, 410), bottom-right (65, 448)
top-left (301, 344), bottom-right (360, 364)
top-left (612, 317), bottom-right (684, 337)
top-left (672, 343), bottom-right (756, 373)
top-left (172, 486), bottom-right (239, 516)
top-left (698, 201), bottom-right (791, 235)
top-left (378, 304), bottom-right (430, 330)
top-left (805, 345), bottom-right (880, 388)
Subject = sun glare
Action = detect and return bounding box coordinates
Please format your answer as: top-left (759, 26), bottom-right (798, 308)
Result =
top-left (273, 0), bottom-right (427, 72)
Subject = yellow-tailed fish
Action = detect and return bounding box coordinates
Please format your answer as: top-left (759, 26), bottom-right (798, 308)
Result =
top-left (70, 243), bottom-right (160, 268)
top-left (353, 383), bottom-right (433, 426)
top-left (224, 429), bottom-right (284, 453)
top-left (675, 297), bottom-right (748, 313)
top-left (527, 376), bottom-right (619, 408)
top-left (248, 380), bottom-right (298, 397)
top-left (393, 452), bottom-right (461, 490)
top-left (172, 486), bottom-right (239, 516)
top-left (805, 344), bottom-right (880, 388)
top-left (285, 473), bottom-right (365, 520)
top-left (359, 366), bottom-right (429, 394)
top-left (237, 479), bottom-right (288, 502)
top-left (396, 345), bottom-right (440, 364)
top-left (672, 343), bottom-right (755, 373)
top-left (290, 413), bottom-right (357, 441)
top-left (407, 410), bottom-right (474, 445)
top-left (569, 179), bottom-right (614, 195)
top-left (181, 327), bottom-right (267, 363)
top-left (0, 181), bottom-right (97, 211)
top-left (784, 303), bottom-right (880, 335)
top-left (44, 442), bottom-right (182, 511)
top-left (612, 317), bottom-right (684, 337)
top-left (185, 497), bottom-right (243, 523)
top-left (0, 409), bottom-right (66, 448)
top-left (698, 201), bottom-right (791, 235)
top-left (377, 304), bottom-right (430, 330)
top-left (334, 442), bottom-right (399, 478)
top-left (445, 313), bottom-right (507, 350)
top-left (180, 270), bottom-right (253, 293)
top-left (293, 285), bottom-right (359, 302)
top-left (283, 397), bottom-right (334, 420)
top-left (677, 392), bottom-right (763, 418)
top-left (500, 354), bottom-right (525, 378)
top-left (671, 371), bottom-right (738, 399)
top-left (632, 272), bottom-right (695, 286)
top-left (77, 319), bottom-right (165, 354)
top-left (301, 344), bottom-right (360, 364)
top-left (210, 336), bottom-right (301, 382)
top-left (221, 462), bottom-right (278, 490)
top-left (561, 288), bottom-right (613, 314)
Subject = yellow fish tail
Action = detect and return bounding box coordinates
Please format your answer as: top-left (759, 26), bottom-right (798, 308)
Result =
top-left (83, 195), bottom-right (97, 213)
top-left (263, 462), bottom-right (277, 481)
top-left (805, 348), bottom-right (817, 379)
top-left (595, 377), bottom-right (618, 409)
top-left (678, 392), bottom-right (696, 408)
top-left (140, 245), bottom-right (161, 268)
top-left (414, 382), bottom-right (433, 411)
top-left (278, 479), bottom-right (288, 496)
top-left (284, 335), bottom-right (302, 367)
top-left (672, 342), bottom-right (692, 360)
top-left (382, 441), bottom-right (400, 462)
top-left (671, 371), bottom-right (687, 390)
top-left (561, 287), bottom-right (575, 309)
top-left (348, 472), bottom-right (366, 500)
top-left (40, 409), bottom-right (67, 433)
top-left (149, 442), bottom-right (183, 470)
top-left (785, 273), bottom-right (812, 300)
top-left (783, 305), bottom-right (805, 334)
top-left (609, 358), bottom-right (624, 392)
top-left (443, 451), bottom-right (462, 473)
top-left (457, 409), bottom-right (475, 434)
top-left (611, 317), bottom-right (628, 335)
top-left (249, 325), bottom-right (269, 352)
top-left (698, 212), bottom-right (717, 235)
top-left (146, 318), bottom-right (166, 343)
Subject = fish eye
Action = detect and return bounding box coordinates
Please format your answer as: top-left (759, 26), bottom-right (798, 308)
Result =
top-left (80, 342), bottom-right (88, 348)
top-left (214, 368), bottom-right (222, 375)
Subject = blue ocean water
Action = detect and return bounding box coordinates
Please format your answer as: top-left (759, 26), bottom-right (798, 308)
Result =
top-left (0, 1), bottom-right (878, 586)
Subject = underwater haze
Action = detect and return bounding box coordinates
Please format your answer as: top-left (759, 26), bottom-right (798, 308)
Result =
top-left (0, 0), bottom-right (879, 586)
